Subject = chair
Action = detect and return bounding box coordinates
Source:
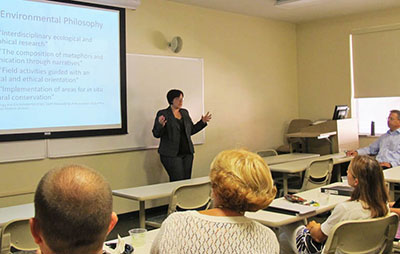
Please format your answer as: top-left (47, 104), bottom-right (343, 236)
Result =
top-left (0, 218), bottom-right (37, 254)
top-left (256, 149), bottom-right (278, 158)
top-left (146, 181), bottom-right (212, 228)
top-left (322, 213), bottom-right (398, 254)
top-left (256, 149), bottom-right (287, 195)
top-left (277, 119), bottom-right (312, 154)
top-left (287, 158), bottom-right (333, 193)
top-left (168, 181), bottom-right (212, 214)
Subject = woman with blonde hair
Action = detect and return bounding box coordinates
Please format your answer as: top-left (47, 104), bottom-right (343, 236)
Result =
top-left (289, 155), bottom-right (389, 254)
top-left (151, 149), bottom-right (279, 254)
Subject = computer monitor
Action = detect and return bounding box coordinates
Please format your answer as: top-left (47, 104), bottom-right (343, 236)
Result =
top-left (332, 105), bottom-right (349, 120)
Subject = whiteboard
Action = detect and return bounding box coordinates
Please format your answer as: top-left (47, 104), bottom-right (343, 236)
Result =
top-left (47, 54), bottom-right (205, 157)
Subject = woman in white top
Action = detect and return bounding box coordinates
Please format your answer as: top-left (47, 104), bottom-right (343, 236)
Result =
top-left (292, 155), bottom-right (389, 254)
top-left (151, 149), bottom-right (279, 254)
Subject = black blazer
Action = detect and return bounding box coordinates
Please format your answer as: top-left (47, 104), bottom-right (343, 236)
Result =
top-left (152, 106), bottom-right (207, 157)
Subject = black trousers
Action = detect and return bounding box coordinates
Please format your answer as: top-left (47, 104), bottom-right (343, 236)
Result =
top-left (160, 154), bottom-right (194, 182)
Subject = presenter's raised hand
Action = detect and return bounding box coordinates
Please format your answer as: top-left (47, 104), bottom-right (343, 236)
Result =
top-left (158, 115), bottom-right (167, 127)
top-left (202, 112), bottom-right (212, 123)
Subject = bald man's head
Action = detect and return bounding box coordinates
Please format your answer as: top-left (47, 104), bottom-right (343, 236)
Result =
top-left (33, 165), bottom-right (114, 254)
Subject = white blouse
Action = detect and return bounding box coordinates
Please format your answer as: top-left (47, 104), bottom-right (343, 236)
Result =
top-left (321, 200), bottom-right (372, 236)
top-left (150, 210), bottom-right (279, 254)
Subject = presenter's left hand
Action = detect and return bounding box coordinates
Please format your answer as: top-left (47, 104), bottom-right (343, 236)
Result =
top-left (202, 112), bottom-right (212, 123)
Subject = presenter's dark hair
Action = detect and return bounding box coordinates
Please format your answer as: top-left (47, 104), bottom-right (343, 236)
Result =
top-left (167, 89), bottom-right (184, 105)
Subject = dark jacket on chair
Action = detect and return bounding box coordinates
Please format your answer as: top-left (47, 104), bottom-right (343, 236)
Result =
top-left (152, 106), bottom-right (207, 157)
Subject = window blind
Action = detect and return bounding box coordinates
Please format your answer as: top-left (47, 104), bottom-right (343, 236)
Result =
top-left (352, 24), bottom-right (400, 98)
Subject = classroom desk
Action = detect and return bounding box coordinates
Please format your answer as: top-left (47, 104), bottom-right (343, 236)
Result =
top-left (286, 131), bottom-right (337, 153)
top-left (113, 176), bottom-right (210, 228)
top-left (286, 131), bottom-right (337, 139)
top-left (270, 153), bottom-right (353, 195)
top-left (263, 153), bottom-right (320, 165)
top-left (246, 183), bottom-right (349, 227)
top-left (383, 166), bottom-right (400, 201)
top-left (0, 203), bottom-right (34, 224)
top-left (104, 229), bottom-right (159, 254)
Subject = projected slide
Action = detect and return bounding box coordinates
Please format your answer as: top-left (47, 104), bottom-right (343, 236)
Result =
top-left (0, 0), bottom-right (125, 137)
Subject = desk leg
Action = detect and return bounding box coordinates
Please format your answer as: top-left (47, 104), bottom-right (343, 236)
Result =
top-left (335, 164), bottom-right (341, 183)
top-left (389, 183), bottom-right (395, 202)
top-left (139, 201), bottom-right (146, 228)
top-left (283, 174), bottom-right (288, 196)
top-left (304, 138), bottom-right (309, 153)
top-left (325, 137), bottom-right (333, 154)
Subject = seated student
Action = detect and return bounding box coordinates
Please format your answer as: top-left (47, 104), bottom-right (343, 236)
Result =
top-left (281, 155), bottom-right (389, 254)
top-left (346, 110), bottom-right (400, 169)
top-left (151, 149), bottom-right (279, 254)
top-left (30, 165), bottom-right (118, 254)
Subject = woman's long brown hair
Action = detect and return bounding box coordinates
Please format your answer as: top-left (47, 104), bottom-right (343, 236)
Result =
top-left (350, 155), bottom-right (389, 217)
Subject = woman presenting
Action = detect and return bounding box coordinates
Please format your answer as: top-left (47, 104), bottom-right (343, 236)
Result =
top-left (152, 89), bottom-right (211, 181)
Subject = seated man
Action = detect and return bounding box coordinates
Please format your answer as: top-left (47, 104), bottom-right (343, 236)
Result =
top-left (346, 109), bottom-right (400, 168)
top-left (30, 165), bottom-right (118, 254)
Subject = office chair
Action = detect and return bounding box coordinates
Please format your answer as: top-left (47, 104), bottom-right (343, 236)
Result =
top-left (277, 119), bottom-right (312, 154)
top-left (287, 158), bottom-right (333, 193)
top-left (0, 218), bottom-right (37, 254)
top-left (323, 213), bottom-right (398, 254)
top-left (256, 149), bottom-right (289, 196)
top-left (256, 149), bottom-right (278, 157)
top-left (146, 181), bottom-right (212, 228)
top-left (167, 181), bottom-right (212, 214)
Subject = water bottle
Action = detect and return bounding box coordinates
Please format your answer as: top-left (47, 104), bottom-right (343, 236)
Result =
top-left (371, 121), bottom-right (375, 136)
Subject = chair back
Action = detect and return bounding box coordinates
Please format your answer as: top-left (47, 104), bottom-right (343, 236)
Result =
top-left (257, 149), bottom-right (278, 157)
top-left (0, 219), bottom-right (37, 254)
top-left (323, 213), bottom-right (398, 254)
top-left (286, 119), bottom-right (312, 153)
top-left (300, 158), bottom-right (333, 191)
top-left (168, 181), bottom-right (212, 214)
top-left (287, 119), bottom-right (312, 134)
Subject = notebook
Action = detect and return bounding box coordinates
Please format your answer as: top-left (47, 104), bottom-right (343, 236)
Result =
top-left (265, 199), bottom-right (317, 216)
top-left (321, 185), bottom-right (354, 196)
